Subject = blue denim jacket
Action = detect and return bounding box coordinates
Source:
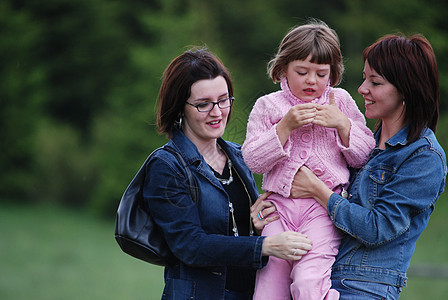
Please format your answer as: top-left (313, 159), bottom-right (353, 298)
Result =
top-left (328, 125), bottom-right (447, 287)
top-left (143, 128), bottom-right (265, 299)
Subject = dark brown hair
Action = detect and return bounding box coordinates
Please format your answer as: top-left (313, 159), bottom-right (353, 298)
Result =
top-left (363, 34), bottom-right (439, 142)
top-left (268, 19), bottom-right (344, 86)
top-left (157, 48), bottom-right (234, 137)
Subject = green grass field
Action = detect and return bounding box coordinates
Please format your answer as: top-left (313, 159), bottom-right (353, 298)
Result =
top-left (1, 197), bottom-right (447, 300)
top-left (0, 203), bottom-right (164, 299)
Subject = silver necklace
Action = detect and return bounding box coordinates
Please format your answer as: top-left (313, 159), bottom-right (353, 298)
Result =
top-left (214, 146), bottom-right (253, 237)
top-left (229, 202), bottom-right (239, 236)
top-left (216, 159), bottom-right (233, 185)
top-left (216, 159), bottom-right (238, 236)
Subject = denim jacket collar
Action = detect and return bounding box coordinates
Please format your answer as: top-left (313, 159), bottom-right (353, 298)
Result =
top-left (169, 127), bottom-right (204, 165)
top-left (168, 127), bottom-right (252, 193)
top-left (376, 124), bottom-right (410, 148)
top-left (169, 127), bottom-right (244, 167)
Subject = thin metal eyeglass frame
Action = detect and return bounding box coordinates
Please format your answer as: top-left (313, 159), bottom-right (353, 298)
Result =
top-left (185, 97), bottom-right (235, 112)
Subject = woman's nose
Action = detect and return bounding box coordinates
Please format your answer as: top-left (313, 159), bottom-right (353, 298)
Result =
top-left (209, 102), bottom-right (222, 115)
top-left (358, 81), bottom-right (368, 95)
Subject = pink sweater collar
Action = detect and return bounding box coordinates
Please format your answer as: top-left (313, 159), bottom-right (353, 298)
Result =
top-left (280, 76), bottom-right (331, 105)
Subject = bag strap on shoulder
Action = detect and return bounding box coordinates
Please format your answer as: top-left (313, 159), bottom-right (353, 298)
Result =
top-left (161, 145), bottom-right (199, 203)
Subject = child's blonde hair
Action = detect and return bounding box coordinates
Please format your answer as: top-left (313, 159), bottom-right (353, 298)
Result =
top-left (268, 19), bottom-right (344, 86)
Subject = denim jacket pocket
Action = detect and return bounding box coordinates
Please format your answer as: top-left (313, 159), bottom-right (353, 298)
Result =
top-left (369, 165), bottom-right (395, 184)
top-left (366, 165), bottom-right (395, 208)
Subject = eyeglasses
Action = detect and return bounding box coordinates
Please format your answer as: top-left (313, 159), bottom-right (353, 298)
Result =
top-left (186, 97), bottom-right (234, 112)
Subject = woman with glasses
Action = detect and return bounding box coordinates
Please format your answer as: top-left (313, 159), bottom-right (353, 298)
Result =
top-left (143, 48), bottom-right (312, 300)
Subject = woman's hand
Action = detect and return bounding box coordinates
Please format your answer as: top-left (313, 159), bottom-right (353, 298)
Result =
top-left (251, 192), bottom-right (279, 234)
top-left (290, 166), bottom-right (332, 209)
top-left (262, 231), bottom-right (312, 260)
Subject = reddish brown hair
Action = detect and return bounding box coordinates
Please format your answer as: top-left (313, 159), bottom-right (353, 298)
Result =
top-left (157, 48), bottom-right (233, 137)
top-left (363, 34), bottom-right (439, 142)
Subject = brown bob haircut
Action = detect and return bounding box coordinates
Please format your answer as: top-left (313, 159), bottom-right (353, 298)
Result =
top-left (363, 34), bottom-right (439, 143)
top-left (268, 19), bottom-right (344, 87)
top-left (157, 48), bottom-right (234, 138)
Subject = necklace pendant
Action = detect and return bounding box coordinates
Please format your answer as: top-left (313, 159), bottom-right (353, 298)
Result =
top-left (229, 202), bottom-right (239, 236)
top-left (216, 159), bottom-right (233, 185)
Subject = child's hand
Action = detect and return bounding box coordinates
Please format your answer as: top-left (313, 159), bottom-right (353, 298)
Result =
top-left (313, 92), bottom-right (346, 128)
top-left (276, 102), bottom-right (316, 146)
top-left (283, 102), bottom-right (317, 130)
top-left (313, 91), bottom-right (351, 146)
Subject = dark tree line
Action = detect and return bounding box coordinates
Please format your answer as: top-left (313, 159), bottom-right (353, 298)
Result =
top-left (1, 0), bottom-right (447, 217)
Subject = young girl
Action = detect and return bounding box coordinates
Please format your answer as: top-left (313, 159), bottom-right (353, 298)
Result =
top-left (242, 20), bottom-right (376, 300)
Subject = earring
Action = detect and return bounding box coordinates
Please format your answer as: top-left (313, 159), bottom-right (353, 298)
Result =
top-left (178, 117), bottom-right (183, 128)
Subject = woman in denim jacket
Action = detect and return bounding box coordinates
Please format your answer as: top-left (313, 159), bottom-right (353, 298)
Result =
top-left (144, 48), bottom-right (312, 300)
top-left (286, 34), bottom-right (447, 299)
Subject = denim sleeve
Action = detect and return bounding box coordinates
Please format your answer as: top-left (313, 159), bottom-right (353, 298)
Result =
top-left (328, 148), bottom-right (446, 247)
top-left (143, 154), bottom-right (266, 269)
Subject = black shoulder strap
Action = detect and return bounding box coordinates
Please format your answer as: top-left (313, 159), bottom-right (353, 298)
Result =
top-left (162, 146), bottom-right (199, 203)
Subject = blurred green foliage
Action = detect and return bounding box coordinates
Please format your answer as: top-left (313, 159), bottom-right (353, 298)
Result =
top-left (1, 0), bottom-right (447, 216)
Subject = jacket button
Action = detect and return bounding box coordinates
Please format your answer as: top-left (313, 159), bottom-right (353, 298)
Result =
top-left (314, 168), bottom-right (323, 176)
top-left (299, 150), bottom-right (308, 159)
top-left (301, 133), bottom-right (312, 142)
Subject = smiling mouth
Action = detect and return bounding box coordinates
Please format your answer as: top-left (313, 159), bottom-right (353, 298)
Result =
top-left (208, 120), bottom-right (221, 125)
top-left (365, 100), bottom-right (375, 105)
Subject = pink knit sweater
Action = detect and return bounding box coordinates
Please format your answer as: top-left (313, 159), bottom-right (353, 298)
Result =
top-left (242, 78), bottom-right (375, 198)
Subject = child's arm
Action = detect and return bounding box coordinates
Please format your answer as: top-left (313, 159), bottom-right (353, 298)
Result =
top-left (242, 97), bottom-right (292, 173)
top-left (242, 96), bottom-right (317, 174)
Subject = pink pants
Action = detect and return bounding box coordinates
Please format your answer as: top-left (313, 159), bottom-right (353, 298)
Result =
top-left (253, 194), bottom-right (342, 300)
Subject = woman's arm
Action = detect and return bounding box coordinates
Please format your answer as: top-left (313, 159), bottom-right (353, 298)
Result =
top-left (292, 148), bottom-right (446, 247)
top-left (327, 149), bottom-right (445, 247)
top-left (146, 155), bottom-right (263, 267)
top-left (261, 231), bottom-right (312, 260)
top-left (146, 153), bottom-right (312, 267)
